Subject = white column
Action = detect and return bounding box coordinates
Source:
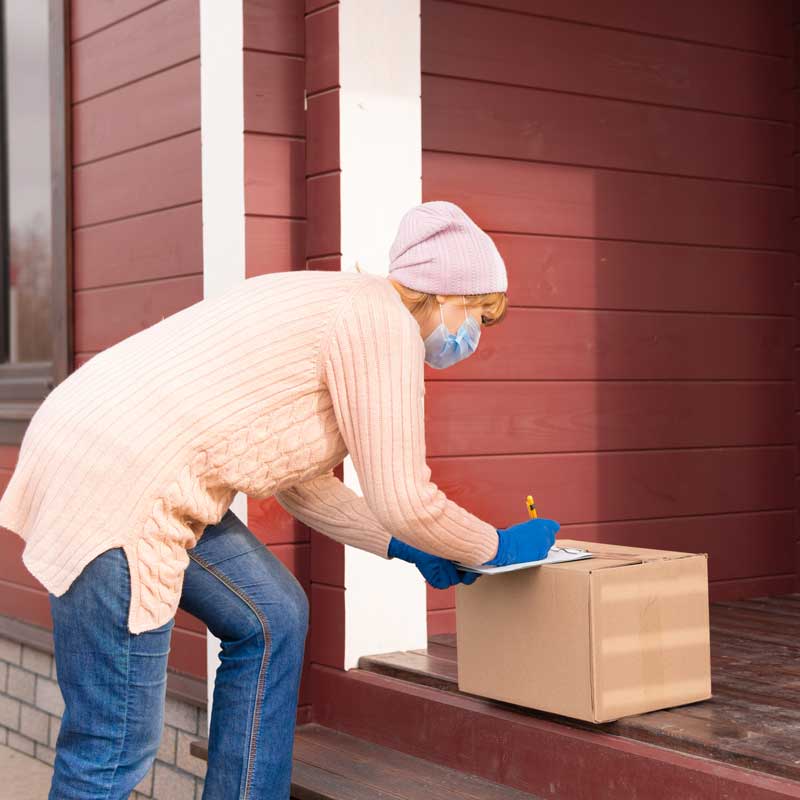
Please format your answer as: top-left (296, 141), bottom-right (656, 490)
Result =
top-left (199, 0), bottom-right (246, 732)
top-left (338, 0), bottom-right (428, 669)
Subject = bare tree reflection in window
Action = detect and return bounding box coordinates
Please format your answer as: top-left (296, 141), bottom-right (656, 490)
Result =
top-left (4, 0), bottom-right (53, 364)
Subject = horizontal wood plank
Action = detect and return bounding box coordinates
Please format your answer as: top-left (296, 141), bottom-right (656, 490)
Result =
top-left (293, 725), bottom-right (538, 799)
top-left (708, 574), bottom-right (799, 602)
top-left (310, 530), bottom-right (345, 587)
top-left (305, 6), bottom-right (338, 95)
top-left (424, 151), bottom-right (793, 251)
top-left (425, 381), bottom-right (793, 455)
top-left (422, 0), bottom-right (793, 120)
top-left (0, 446), bottom-right (18, 470)
top-left (424, 307), bottom-right (792, 382)
top-left (491, 232), bottom-right (795, 315)
top-left (166, 624), bottom-right (207, 679)
top-left (73, 131), bottom-right (201, 228)
top-left (428, 446), bottom-right (794, 528)
top-left (74, 203), bottom-right (202, 291)
top-left (71, 0), bottom-right (199, 102)
top-left (248, 495), bottom-right (307, 546)
top-left (71, 0), bottom-right (200, 103)
top-left (192, 722), bottom-right (540, 798)
top-left (74, 274), bottom-right (203, 352)
top-left (244, 50), bottom-right (305, 137)
top-left (244, 134), bottom-right (306, 217)
top-left (427, 584), bottom-right (455, 611)
top-left (465, 0), bottom-right (792, 55)
top-left (306, 173), bottom-right (341, 258)
top-left (306, 90), bottom-right (339, 177)
top-left (71, 0), bottom-right (161, 41)
top-left (271, 542), bottom-right (311, 595)
top-left (174, 607), bottom-right (206, 634)
top-left (0, 580), bottom-right (50, 629)
top-left (427, 608), bottom-right (457, 636)
top-left (311, 584), bottom-right (345, 669)
top-left (245, 216), bottom-right (307, 277)
top-left (243, 0), bottom-right (304, 55)
top-left (423, 75), bottom-right (793, 186)
top-left (73, 59), bottom-right (200, 165)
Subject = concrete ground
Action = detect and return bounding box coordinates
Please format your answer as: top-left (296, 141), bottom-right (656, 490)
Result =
top-left (0, 744), bottom-right (53, 799)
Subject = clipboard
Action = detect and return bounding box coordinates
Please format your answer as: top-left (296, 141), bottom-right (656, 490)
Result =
top-left (455, 545), bottom-right (593, 575)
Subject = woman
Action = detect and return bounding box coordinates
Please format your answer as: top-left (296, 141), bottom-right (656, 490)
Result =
top-left (0, 200), bottom-right (559, 798)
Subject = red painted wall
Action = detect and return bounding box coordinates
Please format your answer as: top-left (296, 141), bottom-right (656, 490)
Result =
top-left (422, 0), bottom-right (799, 631)
top-left (303, 0), bottom-right (348, 677)
top-left (793, 0), bottom-right (800, 605)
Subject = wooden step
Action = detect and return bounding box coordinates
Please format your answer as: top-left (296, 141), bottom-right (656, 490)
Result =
top-left (359, 604), bottom-right (800, 789)
top-left (190, 722), bottom-right (540, 799)
top-left (311, 664), bottom-right (800, 800)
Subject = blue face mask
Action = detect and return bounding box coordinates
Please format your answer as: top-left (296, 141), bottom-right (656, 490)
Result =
top-left (423, 297), bottom-right (481, 370)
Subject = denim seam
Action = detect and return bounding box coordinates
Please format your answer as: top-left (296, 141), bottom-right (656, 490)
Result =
top-left (197, 543), bottom-right (267, 570)
top-left (103, 557), bottom-right (133, 800)
top-left (187, 550), bottom-right (273, 800)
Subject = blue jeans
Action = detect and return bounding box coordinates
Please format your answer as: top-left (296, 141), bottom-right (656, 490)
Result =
top-left (47, 508), bottom-right (310, 799)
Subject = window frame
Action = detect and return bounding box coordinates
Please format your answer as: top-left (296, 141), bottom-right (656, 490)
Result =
top-left (0, 0), bottom-right (73, 445)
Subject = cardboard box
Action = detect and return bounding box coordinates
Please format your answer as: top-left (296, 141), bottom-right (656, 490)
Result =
top-left (455, 539), bottom-right (712, 723)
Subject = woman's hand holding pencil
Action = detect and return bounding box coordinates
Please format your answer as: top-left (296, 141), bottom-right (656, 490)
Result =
top-left (481, 493), bottom-right (560, 567)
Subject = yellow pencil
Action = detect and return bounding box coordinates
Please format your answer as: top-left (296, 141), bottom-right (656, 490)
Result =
top-left (526, 495), bottom-right (537, 519)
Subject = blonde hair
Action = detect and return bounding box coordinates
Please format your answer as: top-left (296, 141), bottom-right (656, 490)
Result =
top-left (355, 260), bottom-right (508, 327)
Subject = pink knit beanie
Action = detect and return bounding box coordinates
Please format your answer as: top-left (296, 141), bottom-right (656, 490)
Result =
top-left (388, 201), bottom-right (508, 295)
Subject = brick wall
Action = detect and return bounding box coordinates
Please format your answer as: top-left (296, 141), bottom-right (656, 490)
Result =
top-left (0, 634), bottom-right (207, 799)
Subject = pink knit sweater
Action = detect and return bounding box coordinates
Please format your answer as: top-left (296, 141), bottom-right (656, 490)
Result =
top-left (0, 270), bottom-right (499, 633)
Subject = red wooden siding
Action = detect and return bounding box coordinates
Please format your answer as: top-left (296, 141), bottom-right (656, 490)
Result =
top-left (794, 0), bottom-right (800, 607)
top-left (302, 0), bottom-right (346, 680)
top-left (242, 0), bottom-right (313, 721)
top-left (421, 0), bottom-right (799, 630)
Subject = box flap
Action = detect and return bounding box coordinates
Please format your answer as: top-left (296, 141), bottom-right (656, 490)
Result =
top-left (550, 539), bottom-right (705, 572)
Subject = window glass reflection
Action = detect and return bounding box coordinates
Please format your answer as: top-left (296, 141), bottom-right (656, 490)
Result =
top-left (3, 0), bottom-right (52, 363)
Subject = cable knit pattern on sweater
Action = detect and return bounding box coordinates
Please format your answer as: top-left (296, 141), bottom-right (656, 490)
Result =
top-left (0, 270), bottom-right (499, 633)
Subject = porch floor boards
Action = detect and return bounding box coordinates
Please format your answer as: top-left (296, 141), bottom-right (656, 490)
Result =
top-left (190, 723), bottom-right (542, 799)
top-left (358, 593), bottom-right (800, 785)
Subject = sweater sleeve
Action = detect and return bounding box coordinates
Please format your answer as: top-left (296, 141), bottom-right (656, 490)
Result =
top-left (273, 469), bottom-right (392, 559)
top-left (318, 282), bottom-right (500, 566)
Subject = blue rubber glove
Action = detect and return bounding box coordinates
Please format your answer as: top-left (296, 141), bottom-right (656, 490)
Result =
top-left (388, 537), bottom-right (481, 588)
top-left (482, 517), bottom-right (560, 567)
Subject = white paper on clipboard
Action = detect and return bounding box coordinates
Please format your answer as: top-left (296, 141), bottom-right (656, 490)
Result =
top-left (455, 546), bottom-right (593, 575)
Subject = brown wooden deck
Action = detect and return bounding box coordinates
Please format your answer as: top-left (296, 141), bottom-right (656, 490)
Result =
top-left (359, 594), bottom-right (800, 785)
top-left (191, 723), bottom-right (542, 799)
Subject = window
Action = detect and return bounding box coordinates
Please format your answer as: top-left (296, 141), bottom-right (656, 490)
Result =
top-left (0, 1), bottom-right (71, 445)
